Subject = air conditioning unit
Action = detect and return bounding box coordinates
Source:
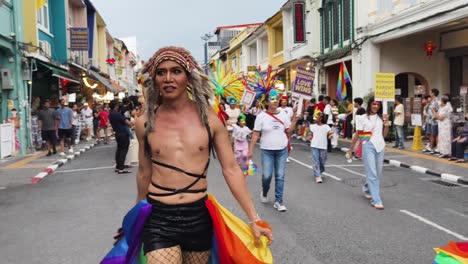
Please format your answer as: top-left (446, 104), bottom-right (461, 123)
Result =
top-left (39, 41), bottom-right (52, 57)
top-left (0, 68), bottom-right (14, 90)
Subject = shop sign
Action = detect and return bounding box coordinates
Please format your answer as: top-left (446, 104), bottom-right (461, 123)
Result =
top-left (375, 72), bottom-right (395, 101)
top-left (293, 2), bottom-right (306, 43)
top-left (292, 66), bottom-right (314, 99)
top-left (70, 28), bottom-right (89, 51)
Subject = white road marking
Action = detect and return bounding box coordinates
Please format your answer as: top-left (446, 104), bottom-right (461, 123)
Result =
top-left (444, 208), bottom-right (468, 219)
top-left (322, 173), bottom-right (342, 181)
top-left (57, 166), bottom-right (115, 173)
top-left (288, 157), bottom-right (342, 181)
top-left (388, 160), bottom-right (401, 167)
top-left (400, 209), bottom-right (468, 241)
top-left (333, 166), bottom-right (366, 177)
top-left (326, 164), bottom-right (390, 167)
top-left (410, 166), bottom-right (427, 174)
top-left (441, 173), bottom-right (460, 182)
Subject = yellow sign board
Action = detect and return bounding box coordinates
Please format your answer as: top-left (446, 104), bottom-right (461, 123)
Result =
top-left (375, 72), bottom-right (395, 100)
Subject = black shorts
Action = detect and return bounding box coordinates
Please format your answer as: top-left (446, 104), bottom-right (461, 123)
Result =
top-left (41, 130), bottom-right (57, 144)
top-left (142, 196), bottom-right (213, 254)
top-left (58, 129), bottom-right (73, 140)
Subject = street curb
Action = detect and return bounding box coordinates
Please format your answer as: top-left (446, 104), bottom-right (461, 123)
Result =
top-left (31, 144), bottom-right (95, 184)
top-left (337, 147), bottom-right (468, 186)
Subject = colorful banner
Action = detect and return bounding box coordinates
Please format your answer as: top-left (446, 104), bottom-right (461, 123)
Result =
top-left (70, 28), bottom-right (89, 51)
top-left (375, 72), bottom-right (395, 101)
top-left (292, 67), bottom-right (314, 99)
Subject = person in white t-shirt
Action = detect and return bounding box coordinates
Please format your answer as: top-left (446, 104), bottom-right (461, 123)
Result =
top-left (248, 90), bottom-right (299, 212)
top-left (307, 110), bottom-right (332, 183)
top-left (225, 101), bottom-right (241, 133)
top-left (323, 96), bottom-right (334, 152)
top-left (80, 103), bottom-right (93, 140)
top-left (348, 98), bottom-right (390, 210)
top-left (232, 116), bottom-right (252, 172)
top-left (279, 96), bottom-right (293, 120)
top-left (393, 97), bottom-right (405, 149)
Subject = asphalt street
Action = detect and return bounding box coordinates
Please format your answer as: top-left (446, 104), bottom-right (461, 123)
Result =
top-left (0, 140), bottom-right (467, 264)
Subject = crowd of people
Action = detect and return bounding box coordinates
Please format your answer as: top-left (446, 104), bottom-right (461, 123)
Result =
top-left (421, 88), bottom-right (468, 163)
top-left (95, 45), bottom-right (468, 263)
top-left (34, 96), bottom-right (144, 172)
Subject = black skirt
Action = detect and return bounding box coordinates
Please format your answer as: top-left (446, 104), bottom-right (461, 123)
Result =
top-left (142, 195), bottom-right (213, 254)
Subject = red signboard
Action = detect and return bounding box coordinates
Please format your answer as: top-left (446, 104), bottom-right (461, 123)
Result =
top-left (294, 2), bottom-right (306, 43)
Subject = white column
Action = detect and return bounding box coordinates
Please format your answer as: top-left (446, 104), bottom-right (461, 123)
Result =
top-left (352, 40), bottom-right (381, 99)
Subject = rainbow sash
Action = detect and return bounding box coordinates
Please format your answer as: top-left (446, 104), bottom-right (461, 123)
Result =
top-left (101, 194), bottom-right (273, 264)
top-left (433, 241), bottom-right (468, 264)
top-left (358, 131), bottom-right (372, 142)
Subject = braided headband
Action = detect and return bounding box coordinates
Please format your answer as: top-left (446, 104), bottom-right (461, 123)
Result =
top-left (143, 46), bottom-right (202, 78)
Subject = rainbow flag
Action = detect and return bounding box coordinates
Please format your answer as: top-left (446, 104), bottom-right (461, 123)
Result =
top-left (101, 195), bottom-right (273, 264)
top-left (336, 62), bottom-right (351, 100)
top-left (433, 241), bottom-right (468, 264)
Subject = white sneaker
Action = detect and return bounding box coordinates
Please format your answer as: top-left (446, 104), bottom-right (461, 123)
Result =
top-left (273, 202), bottom-right (287, 212)
top-left (315, 176), bottom-right (323, 183)
top-left (286, 157), bottom-right (290, 163)
top-left (260, 191), bottom-right (268, 203)
top-left (69, 147), bottom-right (74, 153)
top-left (59, 152), bottom-right (66, 156)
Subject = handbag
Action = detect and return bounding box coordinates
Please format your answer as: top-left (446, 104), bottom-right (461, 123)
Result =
top-left (265, 111), bottom-right (292, 153)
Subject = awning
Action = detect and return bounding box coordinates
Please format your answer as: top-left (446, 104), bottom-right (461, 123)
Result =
top-left (316, 46), bottom-right (352, 63)
top-left (37, 61), bottom-right (80, 84)
top-left (88, 70), bottom-right (116, 92)
top-left (277, 55), bottom-right (314, 70)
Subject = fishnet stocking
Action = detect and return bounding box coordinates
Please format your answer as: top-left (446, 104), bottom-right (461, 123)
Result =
top-left (182, 250), bottom-right (211, 264)
top-left (146, 246), bottom-right (182, 264)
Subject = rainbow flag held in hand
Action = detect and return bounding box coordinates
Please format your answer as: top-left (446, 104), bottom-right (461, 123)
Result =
top-left (433, 241), bottom-right (468, 264)
top-left (336, 62), bottom-right (352, 100)
top-left (101, 195), bottom-right (273, 264)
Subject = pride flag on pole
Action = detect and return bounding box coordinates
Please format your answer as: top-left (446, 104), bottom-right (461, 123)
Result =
top-left (337, 62), bottom-right (352, 100)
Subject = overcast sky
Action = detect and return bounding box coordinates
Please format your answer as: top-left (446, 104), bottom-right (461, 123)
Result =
top-left (91, 0), bottom-right (285, 63)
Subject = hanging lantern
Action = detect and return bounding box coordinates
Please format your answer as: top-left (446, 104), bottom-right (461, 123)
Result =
top-left (424, 41), bottom-right (437, 59)
top-left (106, 57), bottom-right (116, 65)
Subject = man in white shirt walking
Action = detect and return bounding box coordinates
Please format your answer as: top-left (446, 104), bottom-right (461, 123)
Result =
top-left (393, 97), bottom-right (405, 149)
top-left (80, 103), bottom-right (93, 141)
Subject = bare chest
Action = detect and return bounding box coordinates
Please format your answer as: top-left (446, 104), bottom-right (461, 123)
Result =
top-left (147, 120), bottom-right (209, 157)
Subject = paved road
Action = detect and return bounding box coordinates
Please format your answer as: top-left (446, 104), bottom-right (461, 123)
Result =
top-left (0, 140), bottom-right (467, 264)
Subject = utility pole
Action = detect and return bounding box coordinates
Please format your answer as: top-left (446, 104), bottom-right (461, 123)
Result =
top-left (201, 33), bottom-right (214, 74)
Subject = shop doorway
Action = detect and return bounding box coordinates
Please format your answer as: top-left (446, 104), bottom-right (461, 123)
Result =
top-left (395, 72), bottom-right (429, 98)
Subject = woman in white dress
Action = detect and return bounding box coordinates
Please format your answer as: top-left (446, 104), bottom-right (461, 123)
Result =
top-left (435, 95), bottom-right (453, 158)
top-left (125, 107), bottom-right (140, 166)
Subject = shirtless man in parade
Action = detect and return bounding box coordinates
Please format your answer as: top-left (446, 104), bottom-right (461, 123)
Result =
top-left (134, 46), bottom-right (272, 263)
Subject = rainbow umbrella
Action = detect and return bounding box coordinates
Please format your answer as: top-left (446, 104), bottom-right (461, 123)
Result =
top-left (433, 241), bottom-right (468, 264)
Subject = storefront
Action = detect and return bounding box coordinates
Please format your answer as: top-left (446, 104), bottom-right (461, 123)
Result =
top-left (30, 59), bottom-right (81, 110)
top-left (321, 59), bottom-right (353, 100)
